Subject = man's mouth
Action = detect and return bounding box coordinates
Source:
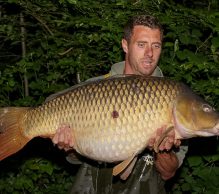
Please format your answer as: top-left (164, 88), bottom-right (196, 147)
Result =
top-left (141, 60), bottom-right (152, 68)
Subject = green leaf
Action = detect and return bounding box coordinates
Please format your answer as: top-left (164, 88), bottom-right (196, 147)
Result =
top-left (211, 37), bottom-right (219, 48)
top-left (187, 156), bottom-right (203, 167)
top-left (181, 182), bottom-right (191, 191)
top-left (203, 154), bottom-right (219, 163)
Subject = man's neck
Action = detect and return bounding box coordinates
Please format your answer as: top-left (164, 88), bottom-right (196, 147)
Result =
top-left (124, 60), bottom-right (135, 75)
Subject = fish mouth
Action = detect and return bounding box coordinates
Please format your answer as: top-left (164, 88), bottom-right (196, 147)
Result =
top-left (197, 120), bottom-right (219, 137)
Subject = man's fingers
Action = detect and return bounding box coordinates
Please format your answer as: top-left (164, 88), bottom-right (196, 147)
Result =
top-left (60, 131), bottom-right (65, 142)
top-left (148, 126), bottom-right (181, 151)
top-left (64, 127), bottom-right (69, 144)
top-left (164, 137), bottom-right (175, 150)
top-left (52, 134), bottom-right (58, 144)
top-left (157, 126), bottom-right (177, 151)
top-left (65, 126), bottom-right (73, 146)
top-left (174, 139), bottom-right (181, 147)
top-left (157, 137), bottom-right (167, 151)
top-left (51, 124), bottom-right (75, 151)
top-left (148, 138), bottom-right (155, 148)
top-left (69, 138), bottom-right (74, 148)
top-left (157, 135), bottom-right (173, 151)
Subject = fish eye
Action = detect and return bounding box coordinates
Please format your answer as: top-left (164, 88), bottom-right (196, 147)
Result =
top-left (202, 104), bottom-right (213, 112)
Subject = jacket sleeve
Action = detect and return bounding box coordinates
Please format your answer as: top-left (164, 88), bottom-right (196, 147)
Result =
top-left (174, 141), bottom-right (188, 167)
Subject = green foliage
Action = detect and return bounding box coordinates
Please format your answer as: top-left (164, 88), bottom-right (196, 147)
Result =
top-left (0, 0), bottom-right (219, 193)
top-left (0, 157), bottom-right (73, 194)
top-left (168, 138), bottom-right (219, 194)
top-left (0, 139), bottom-right (75, 194)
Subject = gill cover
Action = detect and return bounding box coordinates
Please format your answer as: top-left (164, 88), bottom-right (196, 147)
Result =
top-left (175, 91), bottom-right (219, 137)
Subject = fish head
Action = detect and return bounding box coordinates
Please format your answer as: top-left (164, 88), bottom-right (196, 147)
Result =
top-left (174, 91), bottom-right (219, 139)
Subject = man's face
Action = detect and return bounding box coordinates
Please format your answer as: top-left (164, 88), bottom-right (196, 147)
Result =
top-left (122, 25), bottom-right (162, 76)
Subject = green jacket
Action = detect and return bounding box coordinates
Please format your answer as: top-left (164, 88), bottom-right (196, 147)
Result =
top-left (88, 61), bottom-right (163, 81)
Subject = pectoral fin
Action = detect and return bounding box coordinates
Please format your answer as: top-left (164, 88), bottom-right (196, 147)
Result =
top-left (113, 154), bottom-right (136, 176)
top-left (154, 125), bottom-right (174, 153)
top-left (66, 151), bottom-right (83, 165)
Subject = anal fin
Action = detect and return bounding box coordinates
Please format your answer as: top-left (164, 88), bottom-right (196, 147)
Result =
top-left (119, 157), bottom-right (137, 180)
top-left (113, 154), bottom-right (136, 177)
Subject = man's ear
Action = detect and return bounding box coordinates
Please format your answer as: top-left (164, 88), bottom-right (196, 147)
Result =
top-left (122, 39), bottom-right (128, 53)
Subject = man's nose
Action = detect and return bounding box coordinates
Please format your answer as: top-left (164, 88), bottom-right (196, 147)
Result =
top-left (144, 46), bottom-right (153, 57)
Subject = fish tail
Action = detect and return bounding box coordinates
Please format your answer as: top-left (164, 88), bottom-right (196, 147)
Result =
top-left (0, 107), bottom-right (31, 161)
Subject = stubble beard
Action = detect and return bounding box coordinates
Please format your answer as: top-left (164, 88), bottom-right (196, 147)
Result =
top-left (138, 61), bottom-right (156, 76)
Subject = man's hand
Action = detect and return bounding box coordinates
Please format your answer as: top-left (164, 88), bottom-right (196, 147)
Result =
top-left (148, 126), bottom-right (181, 151)
top-left (52, 124), bottom-right (74, 151)
top-left (155, 151), bottom-right (179, 180)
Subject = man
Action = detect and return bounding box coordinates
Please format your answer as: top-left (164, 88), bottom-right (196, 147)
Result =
top-left (52, 15), bottom-right (187, 194)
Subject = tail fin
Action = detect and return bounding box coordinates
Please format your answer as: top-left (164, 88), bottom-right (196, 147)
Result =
top-left (0, 107), bottom-right (31, 161)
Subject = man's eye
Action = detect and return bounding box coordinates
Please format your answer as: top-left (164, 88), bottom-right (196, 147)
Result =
top-left (138, 43), bottom-right (145, 48)
top-left (153, 44), bottom-right (161, 49)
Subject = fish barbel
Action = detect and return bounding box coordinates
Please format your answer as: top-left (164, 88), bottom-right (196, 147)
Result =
top-left (0, 75), bottom-right (219, 176)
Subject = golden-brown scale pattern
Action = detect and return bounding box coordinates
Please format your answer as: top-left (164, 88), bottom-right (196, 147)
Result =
top-left (23, 76), bottom-right (181, 162)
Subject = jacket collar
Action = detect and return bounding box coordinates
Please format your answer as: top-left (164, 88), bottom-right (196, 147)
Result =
top-left (110, 61), bottom-right (163, 77)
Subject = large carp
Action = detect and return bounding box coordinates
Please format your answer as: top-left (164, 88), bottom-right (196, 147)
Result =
top-left (0, 75), bottom-right (218, 176)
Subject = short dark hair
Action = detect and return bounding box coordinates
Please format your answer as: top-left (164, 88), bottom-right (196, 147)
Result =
top-left (123, 15), bottom-right (163, 42)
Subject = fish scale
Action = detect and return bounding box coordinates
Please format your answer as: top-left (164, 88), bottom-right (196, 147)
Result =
top-left (64, 77), bottom-right (177, 162)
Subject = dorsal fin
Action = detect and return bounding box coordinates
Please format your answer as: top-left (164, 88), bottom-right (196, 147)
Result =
top-left (44, 74), bottom-right (132, 103)
top-left (44, 82), bottom-right (90, 103)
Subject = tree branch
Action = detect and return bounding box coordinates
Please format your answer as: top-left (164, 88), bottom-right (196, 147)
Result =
top-left (58, 47), bottom-right (73, 56)
top-left (20, 12), bottom-right (29, 97)
top-left (28, 11), bottom-right (54, 36)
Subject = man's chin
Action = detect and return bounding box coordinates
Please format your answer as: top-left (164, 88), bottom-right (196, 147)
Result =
top-left (140, 68), bottom-right (154, 76)
top-left (139, 71), bottom-right (153, 76)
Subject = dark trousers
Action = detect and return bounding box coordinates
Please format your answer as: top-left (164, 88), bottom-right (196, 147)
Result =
top-left (70, 157), bottom-right (166, 194)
